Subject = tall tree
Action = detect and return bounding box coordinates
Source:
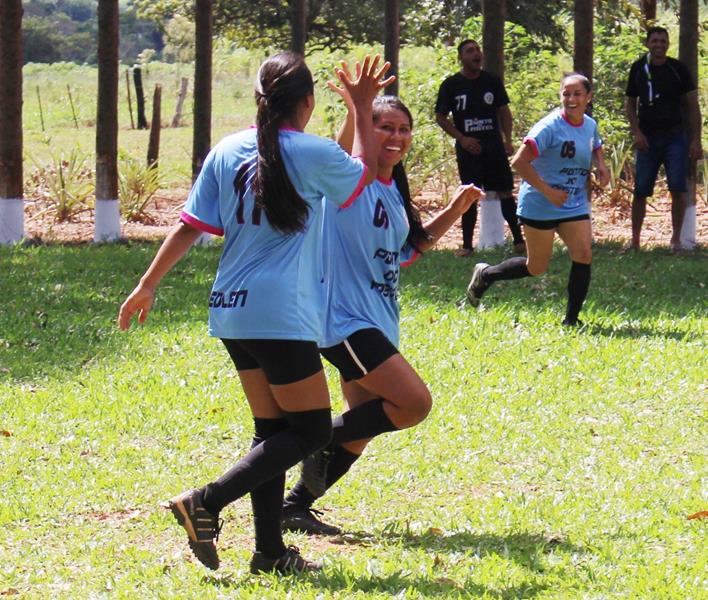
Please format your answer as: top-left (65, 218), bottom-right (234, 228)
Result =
top-left (192, 0), bottom-right (212, 182)
top-left (481, 0), bottom-right (505, 79)
top-left (95, 0), bottom-right (121, 242)
top-left (678, 0), bottom-right (699, 247)
top-left (384, 0), bottom-right (400, 95)
top-left (640, 0), bottom-right (657, 27)
top-left (0, 0), bottom-right (24, 244)
top-left (573, 0), bottom-right (593, 85)
top-left (291, 0), bottom-right (307, 55)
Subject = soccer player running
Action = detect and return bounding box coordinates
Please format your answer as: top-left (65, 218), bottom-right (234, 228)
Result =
top-left (118, 53), bottom-right (394, 574)
top-left (281, 79), bottom-right (482, 535)
top-left (466, 73), bottom-right (610, 327)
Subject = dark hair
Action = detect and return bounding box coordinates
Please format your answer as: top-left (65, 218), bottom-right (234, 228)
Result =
top-left (373, 95), bottom-right (430, 252)
top-left (646, 26), bottom-right (669, 41)
top-left (253, 52), bottom-right (314, 234)
top-left (561, 72), bottom-right (592, 93)
top-left (457, 39), bottom-right (479, 58)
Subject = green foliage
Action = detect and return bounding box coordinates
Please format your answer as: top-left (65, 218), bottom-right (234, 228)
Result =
top-left (27, 145), bottom-right (95, 222)
top-left (162, 15), bottom-right (196, 63)
top-left (1, 242), bottom-right (706, 597)
top-left (118, 155), bottom-right (164, 223)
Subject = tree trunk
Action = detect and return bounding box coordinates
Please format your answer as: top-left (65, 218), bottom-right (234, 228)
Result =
top-left (193, 0), bottom-right (213, 245)
top-left (133, 66), bottom-right (148, 129)
top-left (679, 0), bottom-right (698, 249)
top-left (95, 0), bottom-right (121, 242)
top-left (640, 0), bottom-right (657, 28)
top-left (291, 0), bottom-right (307, 56)
top-left (193, 0), bottom-right (212, 183)
top-left (481, 0), bottom-right (506, 80)
top-left (573, 0), bottom-right (593, 84)
top-left (384, 0), bottom-right (400, 96)
top-left (0, 0), bottom-right (24, 244)
top-left (147, 84), bottom-right (162, 167)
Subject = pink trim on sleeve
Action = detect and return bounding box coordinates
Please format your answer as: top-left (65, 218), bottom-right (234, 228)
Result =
top-left (400, 250), bottom-right (421, 268)
top-left (340, 163), bottom-right (369, 209)
top-left (180, 211), bottom-right (224, 236)
top-left (523, 137), bottom-right (540, 158)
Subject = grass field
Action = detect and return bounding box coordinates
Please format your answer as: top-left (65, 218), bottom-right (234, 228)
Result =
top-left (1, 241), bottom-right (705, 598)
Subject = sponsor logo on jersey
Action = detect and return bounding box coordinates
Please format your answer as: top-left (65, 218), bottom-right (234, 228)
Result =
top-left (483, 92), bottom-right (494, 105)
top-left (464, 117), bottom-right (494, 133)
top-left (373, 198), bottom-right (389, 229)
top-left (209, 289), bottom-right (248, 308)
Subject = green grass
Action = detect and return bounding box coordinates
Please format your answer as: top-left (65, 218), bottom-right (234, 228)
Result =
top-left (1, 242), bottom-right (706, 598)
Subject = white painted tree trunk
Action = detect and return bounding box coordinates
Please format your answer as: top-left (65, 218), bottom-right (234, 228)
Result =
top-left (680, 201), bottom-right (696, 249)
top-left (94, 199), bottom-right (121, 242)
top-left (194, 232), bottom-right (213, 245)
top-left (477, 192), bottom-right (507, 249)
top-left (0, 198), bottom-right (24, 244)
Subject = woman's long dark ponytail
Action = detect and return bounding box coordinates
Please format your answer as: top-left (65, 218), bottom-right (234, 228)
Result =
top-left (374, 96), bottom-right (431, 252)
top-left (252, 52), bottom-right (314, 234)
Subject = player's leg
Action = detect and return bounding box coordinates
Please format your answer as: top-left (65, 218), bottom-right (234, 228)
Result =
top-left (466, 221), bottom-right (554, 306)
top-left (557, 217), bottom-right (593, 326)
top-left (283, 379), bottom-right (376, 535)
top-left (171, 339), bottom-right (331, 572)
top-left (456, 147), bottom-right (482, 255)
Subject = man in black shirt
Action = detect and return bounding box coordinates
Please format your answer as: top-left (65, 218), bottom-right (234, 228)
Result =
top-left (625, 26), bottom-right (702, 251)
top-left (435, 39), bottom-right (524, 256)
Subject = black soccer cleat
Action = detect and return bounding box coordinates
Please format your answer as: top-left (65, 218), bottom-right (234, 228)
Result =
top-left (466, 262), bottom-right (490, 307)
top-left (282, 507), bottom-right (342, 536)
top-left (168, 488), bottom-right (223, 570)
top-left (249, 545), bottom-right (323, 575)
top-left (300, 449), bottom-right (333, 498)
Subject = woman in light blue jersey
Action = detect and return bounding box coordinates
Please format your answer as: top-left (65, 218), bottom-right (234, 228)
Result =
top-left (466, 73), bottom-right (610, 326)
top-left (118, 52), bottom-right (394, 574)
top-left (281, 90), bottom-right (482, 535)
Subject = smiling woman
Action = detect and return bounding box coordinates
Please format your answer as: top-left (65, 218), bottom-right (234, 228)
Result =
top-left (466, 73), bottom-right (610, 328)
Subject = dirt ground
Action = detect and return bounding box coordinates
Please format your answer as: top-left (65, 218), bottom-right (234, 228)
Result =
top-left (23, 183), bottom-right (706, 249)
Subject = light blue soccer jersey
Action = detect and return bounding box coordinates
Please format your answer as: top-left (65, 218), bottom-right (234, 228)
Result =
top-left (181, 128), bottom-right (367, 341)
top-left (321, 177), bottom-right (419, 349)
top-left (517, 109), bottom-right (602, 221)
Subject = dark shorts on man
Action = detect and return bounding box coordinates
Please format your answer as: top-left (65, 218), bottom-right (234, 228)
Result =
top-left (320, 328), bottom-right (399, 382)
top-left (634, 131), bottom-right (688, 197)
top-left (455, 142), bottom-right (514, 192)
top-left (518, 214), bottom-right (590, 230)
top-left (221, 338), bottom-right (323, 385)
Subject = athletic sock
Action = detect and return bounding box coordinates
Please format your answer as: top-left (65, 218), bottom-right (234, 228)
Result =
top-left (283, 447), bottom-right (360, 511)
top-left (461, 203), bottom-right (478, 249)
top-left (565, 261), bottom-right (591, 324)
top-left (330, 398), bottom-right (398, 447)
top-left (482, 256), bottom-right (531, 284)
top-left (201, 408), bottom-right (332, 516)
top-left (249, 418), bottom-right (289, 558)
top-left (500, 196), bottom-right (524, 244)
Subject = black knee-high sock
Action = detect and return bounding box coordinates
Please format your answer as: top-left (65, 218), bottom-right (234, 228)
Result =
top-left (330, 398), bottom-right (398, 447)
top-left (248, 418), bottom-right (289, 558)
top-left (565, 261), bottom-right (591, 324)
top-left (461, 204), bottom-right (478, 249)
top-left (500, 196), bottom-right (524, 244)
top-left (482, 256), bottom-right (531, 284)
top-left (201, 408), bottom-right (332, 516)
top-left (284, 446), bottom-right (361, 511)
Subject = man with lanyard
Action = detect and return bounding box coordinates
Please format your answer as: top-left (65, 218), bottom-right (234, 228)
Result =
top-left (625, 26), bottom-right (702, 251)
top-left (435, 39), bottom-right (524, 256)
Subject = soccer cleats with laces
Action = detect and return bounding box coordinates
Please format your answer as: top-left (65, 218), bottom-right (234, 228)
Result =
top-left (282, 507), bottom-right (341, 536)
top-left (466, 262), bottom-right (490, 306)
top-left (249, 545), bottom-right (322, 575)
top-left (168, 488), bottom-right (223, 570)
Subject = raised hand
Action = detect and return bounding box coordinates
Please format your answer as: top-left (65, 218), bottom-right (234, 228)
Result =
top-left (335, 54), bottom-right (396, 108)
top-left (449, 183), bottom-right (483, 215)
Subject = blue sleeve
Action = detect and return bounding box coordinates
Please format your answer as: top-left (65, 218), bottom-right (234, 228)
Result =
top-left (288, 135), bottom-right (366, 206)
top-left (182, 147), bottom-right (224, 235)
top-left (400, 242), bottom-right (420, 267)
top-left (525, 117), bottom-right (555, 157)
top-left (592, 121), bottom-right (602, 151)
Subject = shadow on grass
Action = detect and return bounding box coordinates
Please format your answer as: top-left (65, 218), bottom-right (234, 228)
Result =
top-left (1, 241), bottom-right (705, 382)
top-left (199, 529), bottom-right (582, 598)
